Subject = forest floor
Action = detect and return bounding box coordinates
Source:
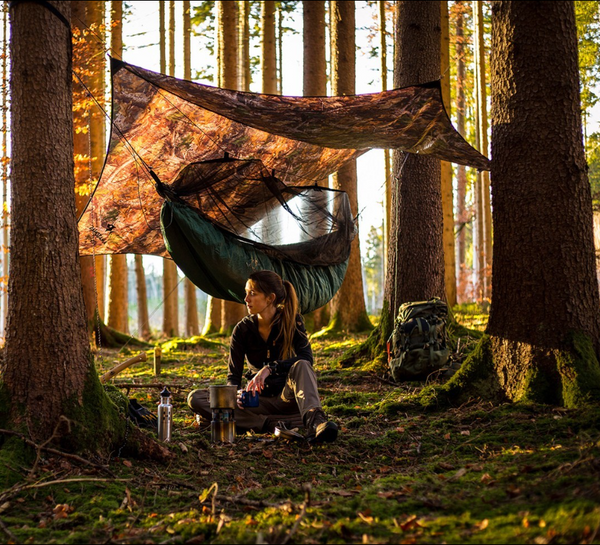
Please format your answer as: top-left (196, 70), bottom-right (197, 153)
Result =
top-left (1, 306), bottom-right (600, 544)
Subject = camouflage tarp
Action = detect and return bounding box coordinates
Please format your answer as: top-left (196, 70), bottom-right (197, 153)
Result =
top-left (78, 58), bottom-right (490, 258)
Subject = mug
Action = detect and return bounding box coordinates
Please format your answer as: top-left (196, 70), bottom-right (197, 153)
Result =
top-left (241, 390), bottom-right (259, 408)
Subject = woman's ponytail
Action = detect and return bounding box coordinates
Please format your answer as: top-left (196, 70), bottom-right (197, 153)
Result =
top-left (248, 270), bottom-right (304, 360)
top-left (279, 281), bottom-right (299, 359)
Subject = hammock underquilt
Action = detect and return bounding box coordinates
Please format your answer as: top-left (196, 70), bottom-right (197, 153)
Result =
top-left (161, 201), bottom-right (348, 314)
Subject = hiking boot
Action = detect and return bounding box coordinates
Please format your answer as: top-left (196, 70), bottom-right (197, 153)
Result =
top-left (305, 409), bottom-right (338, 444)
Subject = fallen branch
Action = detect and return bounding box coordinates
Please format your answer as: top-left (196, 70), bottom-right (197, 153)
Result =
top-left (100, 352), bottom-right (148, 383)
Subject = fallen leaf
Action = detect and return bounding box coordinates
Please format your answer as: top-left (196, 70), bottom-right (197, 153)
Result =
top-left (399, 514), bottom-right (421, 531)
top-left (53, 504), bottom-right (71, 519)
top-left (449, 467), bottom-right (467, 481)
top-left (480, 473), bottom-right (494, 484)
top-left (444, 433), bottom-right (451, 440)
top-left (122, 459), bottom-right (133, 468)
top-left (263, 449), bottom-right (273, 459)
top-left (460, 430), bottom-right (471, 436)
top-left (332, 490), bottom-right (358, 497)
top-left (475, 519), bottom-right (489, 530)
top-left (0, 502), bottom-right (10, 514)
top-left (358, 512), bottom-right (374, 524)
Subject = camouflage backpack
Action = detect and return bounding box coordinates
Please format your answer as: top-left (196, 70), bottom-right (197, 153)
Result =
top-left (387, 298), bottom-right (450, 381)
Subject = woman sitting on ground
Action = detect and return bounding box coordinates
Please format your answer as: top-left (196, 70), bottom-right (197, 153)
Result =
top-left (187, 270), bottom-right (338, 443)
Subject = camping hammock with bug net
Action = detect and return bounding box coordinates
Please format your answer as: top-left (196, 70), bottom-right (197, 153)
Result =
top-left (78, 58), bottom-right (489, 313)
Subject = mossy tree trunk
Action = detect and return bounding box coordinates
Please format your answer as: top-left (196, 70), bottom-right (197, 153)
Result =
top-left (342, 0), bottom-right (443, 364)
top-left (445, 1), bottom-right (600, 408)
top-left (2, 0), bottom-right (123, 447)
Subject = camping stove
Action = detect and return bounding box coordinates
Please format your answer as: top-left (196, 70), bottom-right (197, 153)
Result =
top-left (208, 385), bottom-right (237, 443)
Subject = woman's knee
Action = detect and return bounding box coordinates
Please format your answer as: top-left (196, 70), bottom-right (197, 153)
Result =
top-left (289, 359), bottom-right (314, 377)
top-left (187, 389), bottom-right (210, 415)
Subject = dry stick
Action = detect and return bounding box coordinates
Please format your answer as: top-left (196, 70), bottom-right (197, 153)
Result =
top-left (0, 428), bottom-right (114, 475)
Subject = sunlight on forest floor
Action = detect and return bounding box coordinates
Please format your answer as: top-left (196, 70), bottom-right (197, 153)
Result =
top-left (2, 314), bottom-right (599, 544)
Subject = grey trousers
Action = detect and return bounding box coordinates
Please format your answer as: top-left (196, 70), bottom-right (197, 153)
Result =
top-left (187, 359), bottom-right (322, 432)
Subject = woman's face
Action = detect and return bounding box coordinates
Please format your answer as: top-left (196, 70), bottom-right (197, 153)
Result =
top-left (244, 281), bottom-right (274, 315)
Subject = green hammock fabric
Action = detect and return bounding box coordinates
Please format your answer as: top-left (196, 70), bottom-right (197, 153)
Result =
top-left (161, 201), bottom-right (349, 314)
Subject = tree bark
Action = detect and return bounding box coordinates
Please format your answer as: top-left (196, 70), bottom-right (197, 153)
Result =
top-left (106, 1), bottom-right (128, 335)
top-left (449, 1), bottom-right (600, 408)
top-left (474, 0), bottom-right (492, 302)
top-left (181, 0), bottom-right (198, 338)
top-left (134, 255), bottom-right (151, 339)
top-left (386, 0), bottom-right (444, 320)
top-left (440, 0), bottom-right (456, 307)
top-left (453, 0), bottom-right (469, 303)
top-left (239, 1), bottom-right (251, 91)
top-left (3, 0), bottom-right (123, 445)
top-left (215, 0), bottom-right (246, 334)
top-left (183, 0), bottom-right (191, 80)
top-left (327, 1), bottom-right (371, 333)
top-left (302, 0), bottom-right (329, 331)
top-left (303, 0), bottom-right (326, 96)
top-left (107, 254), bottom-right (128, 333)
top-left (162, 1), bottom-right (179, 338)
top-left (380, 0), bottom-right (391, 283)
top-left (261, 0), bottom-right (277, 94)
top-left (159, 0), bottom-right (166, 74)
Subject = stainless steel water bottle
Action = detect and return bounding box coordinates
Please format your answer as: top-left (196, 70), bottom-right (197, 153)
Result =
top-left (157, 387), bottom-right (172, 442)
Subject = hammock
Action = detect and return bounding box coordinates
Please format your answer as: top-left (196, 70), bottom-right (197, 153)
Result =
top-left (78, 58), bottom-right (489, 313)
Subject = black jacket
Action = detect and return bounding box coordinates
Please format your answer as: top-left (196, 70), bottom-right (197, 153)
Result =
top-left (226, 313), bottom-right (313, 396)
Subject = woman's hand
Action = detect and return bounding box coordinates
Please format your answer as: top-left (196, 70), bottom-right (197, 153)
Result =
top-left (246, 366), bottom-right (271, 394)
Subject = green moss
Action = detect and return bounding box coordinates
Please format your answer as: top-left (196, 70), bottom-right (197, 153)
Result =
top-left (418, 334), bottom-right (504, 409)
top-left (556, 330), bottom-right (600, 407)
top-left (61, 361), bottom-right (127, 454)
top-left (0, 436), bottom-right (34, 486)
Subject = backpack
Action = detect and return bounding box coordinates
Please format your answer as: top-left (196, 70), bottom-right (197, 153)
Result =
top-left (387, 298), bottom-right (450, 381)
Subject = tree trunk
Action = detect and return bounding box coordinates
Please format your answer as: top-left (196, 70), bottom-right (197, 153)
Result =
top-left (449, 1), bottom-right (600, 408)
top-left (162, 260), bottom-right (179, 337)
top-left (386, 0), bottom-right (444, 319)
top-left (73, 1), bottom-right (107, 331)
top-left (159, 0), bottom-right (166, 74)
top-left (380, 0), bottom-right (391, 283)
top-left (107, 254), bottom-right (129, 333)
top-left (183, 0), bottom-right (191, 80)
top-left (327, 1), bottom-right (371, 333)
top-left (440, 0), bottom-right (456, 307)
top-left (261, 0), bottom-right (277, 94)
top-left (454, 0), bottom-right (469, 303)
top-left (2, 0), bottom-right (123, 447)
top-left (185, 279), bottom-right (199, 336)
top-left (169, 0), bottom-right (175, 76)
top-left (239, 1), bottom-right (251, 91)
top-left (135, 255), bottom-right (151, 339)
top-left (1, 2), bottom-right (8, 338)
top-left (216, 0), bottom-right (246, 333)
top-left (474, 0), bottom-right (492, 302)
top-left (202, 296), bottom-right (221, 336)
top-left (162, 1), bottom-right (179, 338)
top-left (181, 0), bottom-right (198, 338)
top-left (106, 1), bottom-right (128, 334)
top-left (302, 0), bottom-right (329, 330)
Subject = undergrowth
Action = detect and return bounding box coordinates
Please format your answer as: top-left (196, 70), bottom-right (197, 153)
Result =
top-left (1, 310), bottom-right (599, 544)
